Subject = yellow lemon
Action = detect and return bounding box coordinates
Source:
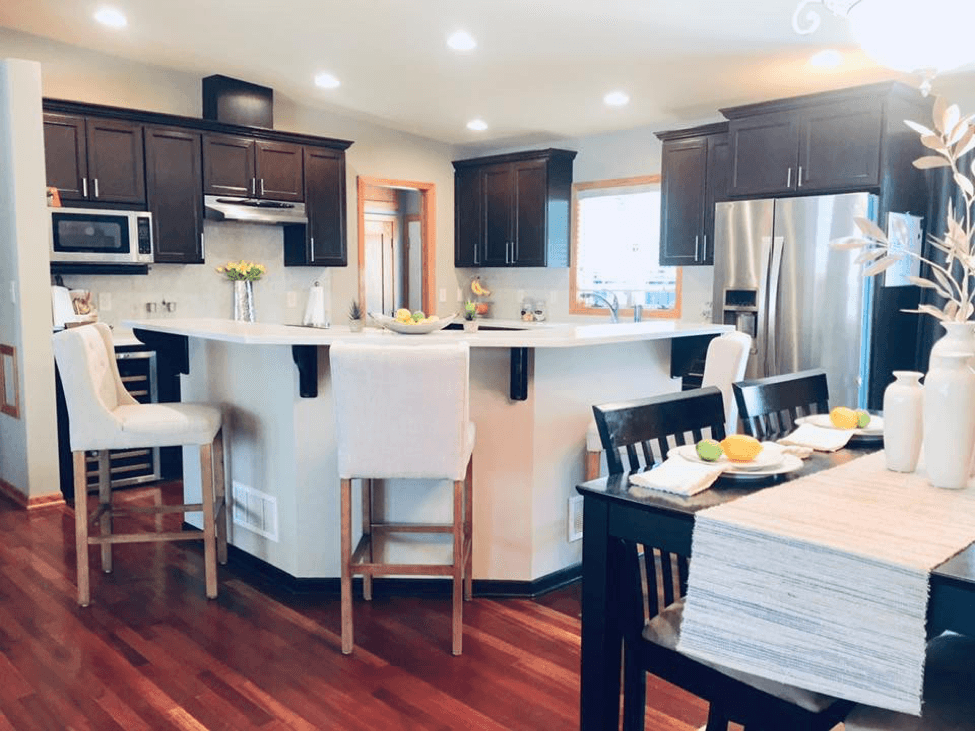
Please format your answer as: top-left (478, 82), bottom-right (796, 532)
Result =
top-left (395, 308), bottom-right (411, 320)
top-left (830, 407), bottom-right (858, 429)
top-left (719, 434), bottom-right (762, 462)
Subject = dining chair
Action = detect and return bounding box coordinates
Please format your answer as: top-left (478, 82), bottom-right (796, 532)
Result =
top-left (52, 323), bottom-right (227, 606)
top-left (584, 331), bottom-right (751, 481)
top-left (330, 340), bottom-right (474, 656)
top-left (733, 368), bottom-right (829, 441)
top-left (592, 386), bottom-right (851, 730)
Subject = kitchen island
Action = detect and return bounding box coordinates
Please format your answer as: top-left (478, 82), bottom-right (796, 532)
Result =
top-left (126, 317), bottom-right (730, 587)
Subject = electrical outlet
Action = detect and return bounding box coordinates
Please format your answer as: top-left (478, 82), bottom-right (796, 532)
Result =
top-left (439, 287), bottom-right (447, 303)
top-left (98, 292), bottom-right (112, 311)
top-left (568, 496), bottom-right (584, 542)
top-left (287, 291), bottom-right (297, 307)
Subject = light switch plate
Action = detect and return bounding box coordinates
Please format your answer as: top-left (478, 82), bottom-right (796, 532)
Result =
top-left (439, 288), bottom-right (447, 303)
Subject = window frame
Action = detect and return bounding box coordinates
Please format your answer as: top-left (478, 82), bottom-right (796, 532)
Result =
top-left (569, 175), bottom-right (682, 320)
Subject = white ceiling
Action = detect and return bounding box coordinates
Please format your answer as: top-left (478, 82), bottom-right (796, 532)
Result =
top-left (0, 1), bottom-right (964, 145)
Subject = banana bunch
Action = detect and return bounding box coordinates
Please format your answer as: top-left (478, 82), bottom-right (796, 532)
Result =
top-left (470, 277), bottom-right (491, 297)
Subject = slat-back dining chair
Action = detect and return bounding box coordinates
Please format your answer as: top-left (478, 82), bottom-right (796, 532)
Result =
top-left (592, 386), bottom-right (850, 730)
top-left (733, 368), bottom-right (829, 441)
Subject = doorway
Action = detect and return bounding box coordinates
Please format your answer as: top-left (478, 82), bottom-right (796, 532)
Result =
top-left (357, 177), bottom-right (436, 317)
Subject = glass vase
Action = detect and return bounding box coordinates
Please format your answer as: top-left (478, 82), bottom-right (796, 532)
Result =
top-left (233, 280), bottom-right (255, 322)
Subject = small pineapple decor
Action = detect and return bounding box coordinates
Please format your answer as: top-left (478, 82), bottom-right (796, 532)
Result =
top-left (348, 299), bottom-right (364, 332)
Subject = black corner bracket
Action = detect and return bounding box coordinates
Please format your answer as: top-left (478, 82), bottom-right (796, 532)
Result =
top-left (510, 347), bottom-right (529, 401)
top-left (292, 345), bottom-right (318, 398)
top-left (132, 329), bottom-right (189, 374)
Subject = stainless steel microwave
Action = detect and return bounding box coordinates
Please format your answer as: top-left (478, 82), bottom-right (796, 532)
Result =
top-left (49, 208), bottom-right (153, 265)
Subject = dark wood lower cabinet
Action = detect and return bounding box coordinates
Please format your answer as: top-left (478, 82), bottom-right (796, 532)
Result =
top-left (145, 127), bottom-right (204, 263)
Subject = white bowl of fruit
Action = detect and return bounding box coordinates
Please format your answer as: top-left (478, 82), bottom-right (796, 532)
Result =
top-left (370, 309), bottom-right (456, 334)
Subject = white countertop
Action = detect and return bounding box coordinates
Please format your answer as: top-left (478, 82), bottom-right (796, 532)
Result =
top-left (122, 317), bottom-right (731, 348)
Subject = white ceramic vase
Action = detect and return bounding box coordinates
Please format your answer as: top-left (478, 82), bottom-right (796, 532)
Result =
top-left (929, 321), bottom-right (975, 369)
top-left (883, 371), bottom-right (923, 473)
top-left (922, 352), bottom-right (975, 489)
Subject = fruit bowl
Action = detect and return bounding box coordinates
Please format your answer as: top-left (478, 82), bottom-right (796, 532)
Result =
top-left (369, 312), bottom-right (456, 334)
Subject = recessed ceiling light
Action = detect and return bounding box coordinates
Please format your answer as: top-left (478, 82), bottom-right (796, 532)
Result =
top-left (93, 6), bottom-right (127, 28)
top-left (447, 31), bottom-right (477, 52)
top-left (466, 119), bottom-right (488, 132)
top-left (603, 91), bottom-right (630, 107)
top-left (809, 49), bottom-right (843, 68)
top-left (314, 72), bottom-right (340, 89)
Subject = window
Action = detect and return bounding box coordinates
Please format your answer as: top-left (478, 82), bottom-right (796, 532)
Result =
top-left (570, 176), bottom-right (680, 319)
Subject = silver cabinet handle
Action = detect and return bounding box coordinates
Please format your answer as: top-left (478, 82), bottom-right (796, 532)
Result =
top-left (82, 178), bottom-right (88, 197)
top-left (94, 178), bottom-right (99, 198)
top-left (786, 167), bottom-right (792, 188)
top-left (310, 235), bottom-right (315, 258)
top-left (200, 231), bottom-right (205, 259)
top-left (260, 178), bottom-right (265, 196)
top-left (694, 235), bottom-right (700, 262)
top-left (251, 178), bottom-right (256, 196)
top-left (703, 234), bottom-right (707, 261)
top-left (797, 165), bottom-right (803, 188)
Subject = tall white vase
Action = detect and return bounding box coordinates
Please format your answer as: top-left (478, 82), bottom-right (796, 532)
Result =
top-left (883, 371), bottom-right (923, 473)
top-left (923, 352), bottom-right (975, 489)
top-left (929, 321), bottom-right (975, 369)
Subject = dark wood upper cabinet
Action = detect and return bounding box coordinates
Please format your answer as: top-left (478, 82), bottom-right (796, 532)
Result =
top-left (656, 123), bottom-right (729, 267)
top-left (723, 82), bottom-right (923, 198)
top-left (43, 113), bottom-right (88, 202)
top-left (202, 134), bottom-right (255, 197)
top-left (43, 113), bottom-right (145, 205)
top-left (453, 148), bottom-right (575, 268)
top-left (255, 141), bottom-right (303, 201)
top-left (145, 127), bottom-right (204, 264)
top-left (284, 147), bottom-right (347, 266)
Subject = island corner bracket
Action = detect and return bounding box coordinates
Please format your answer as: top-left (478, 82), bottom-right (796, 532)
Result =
top-left (510, 347), bottom-right (529, 401)
top-left (292, 345), bottom-right (318, 398)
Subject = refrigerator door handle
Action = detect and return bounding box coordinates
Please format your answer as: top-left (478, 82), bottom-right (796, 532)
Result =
top-left (766, 236), bottom-right (785, 375)
top-left (758, 234), bottom-right (773, 375)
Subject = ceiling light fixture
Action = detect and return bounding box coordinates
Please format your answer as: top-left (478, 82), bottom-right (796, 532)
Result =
top-left (603, 91), bottom-right (630, 107)
top-left (792, 0), bottom-right (975, 93)
top-left (466, 119), bottom-right (488, 132)
top-left (809, 49), bottom-right (843, 68)
top-left (314, 73), bottom-right (340, 89)
top-left (447, 31), bottom-right (477, 52)
top-left (93, 6), bottom-right (127, 28)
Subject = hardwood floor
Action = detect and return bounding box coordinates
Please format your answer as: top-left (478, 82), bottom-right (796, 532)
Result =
top-left (0, 483), bottom-right (707, 730)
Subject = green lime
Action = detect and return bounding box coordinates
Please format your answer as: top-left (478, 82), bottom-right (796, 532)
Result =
top-left (696, 439), bottom-right (723, 462)
top-left (856, 410), bottom-right (871, 428)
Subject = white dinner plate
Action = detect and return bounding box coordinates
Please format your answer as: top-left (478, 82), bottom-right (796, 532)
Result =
top-left (796, 413), bottom-right (884, 437)
top-left (716, 453), bottom-right (804, 480)
top-left (669, 442), bottom-right (785, 471)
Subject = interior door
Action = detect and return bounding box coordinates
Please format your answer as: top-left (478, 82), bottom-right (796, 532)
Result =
top-left (364, 217), bottom-right (396, 315)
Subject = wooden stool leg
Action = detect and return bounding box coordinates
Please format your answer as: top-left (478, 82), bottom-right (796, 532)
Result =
top-left (213, 429), bottom-right (228, 565)
top-left (362, 478), bottom-right (372, 601)
top-left (341, 478), bottom-right (354, 654)
top-left (73, 451), bottom-right (90, 607)
top-left (452, 478), bottom-right (464, 656)
top-left (97, 450), bottom-right (112, 574)
top-left (464, 456), bottom-right (473, 602)
top-left (199, 442), bottom-right (218, 600)
top-left (585, 449), bottom-right (601, 482)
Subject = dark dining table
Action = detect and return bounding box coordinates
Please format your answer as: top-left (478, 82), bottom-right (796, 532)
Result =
top-left (576, 445), bottom-right (975, 730)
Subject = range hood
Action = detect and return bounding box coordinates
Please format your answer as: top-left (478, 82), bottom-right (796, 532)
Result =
top-left (204, 195), bottom-right (307, 225)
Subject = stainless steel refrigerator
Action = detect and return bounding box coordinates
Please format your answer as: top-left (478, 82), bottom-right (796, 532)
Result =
top-left (712, 193), bottom-right (878, 410)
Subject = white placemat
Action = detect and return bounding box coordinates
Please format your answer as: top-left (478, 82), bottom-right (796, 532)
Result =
top-left (779, 423), bottom-right (853, 452)
top-left (677, 451), bottom-right (975, 715)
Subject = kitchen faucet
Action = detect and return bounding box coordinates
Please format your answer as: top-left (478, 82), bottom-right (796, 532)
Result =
top-left (580, 291), bottom-right (620, 323)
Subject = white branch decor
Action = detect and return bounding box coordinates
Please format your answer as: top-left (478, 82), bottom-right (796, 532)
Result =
top-left (832, 97), bottom-right (975, 322)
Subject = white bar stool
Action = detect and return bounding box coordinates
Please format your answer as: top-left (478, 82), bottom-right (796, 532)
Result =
top-left (584, 331), bottom-right (752, 480)
top-left (52, 323), bottom-right (227, 606)
top-left (330, 340), bottom-right (475, 655)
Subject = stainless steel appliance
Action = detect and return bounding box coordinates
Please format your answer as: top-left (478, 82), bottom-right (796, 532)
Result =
top-left (712, 193), bottom-right (878, 410)
top-left (50, 207), bottom-right (153, 265)
top-left (204, 195), bottom-right (307, 224)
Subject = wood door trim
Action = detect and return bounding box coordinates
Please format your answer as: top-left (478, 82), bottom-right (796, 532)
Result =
top-left (356, 176), bottom-right (436, 316)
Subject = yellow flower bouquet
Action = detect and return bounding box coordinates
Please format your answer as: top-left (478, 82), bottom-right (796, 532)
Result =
top-left (215, 260), bottom-right (267, 282)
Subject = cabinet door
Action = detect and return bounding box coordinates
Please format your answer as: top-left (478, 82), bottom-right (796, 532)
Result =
top-left (85, 118), bottom-right (145, 204)
top-left (511, 160), bottom-right (547, 266)
top-left (305, 148), bottom-right (346, 265)
top-left (798, 102), bottom-right (882, 192)
top-left (203, 134), bottom-right (255, 197)
top-left (145, 127), bottom-right (204, 264)
top-left (454, 167), bottom-right (482, 267)
top-left (702, 133), bottom-right (731, 266)
top-left (255, 141), bottom-right (304, 202)
top-left (43, 113), bottom-right (89, 202)
top-left (659, 138), bottom-right (707, 266)
top-left (482, 165), bottom-right (513, 266)
top-left (728, 112), bottom-right (799, 197)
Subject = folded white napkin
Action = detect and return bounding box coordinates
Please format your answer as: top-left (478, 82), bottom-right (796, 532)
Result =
top-left (779, 423), bottom-right (852, 452)
top-left (628, 457), bottom-right (724, 498)
top-left (778, 444), bottom-right (814, 459)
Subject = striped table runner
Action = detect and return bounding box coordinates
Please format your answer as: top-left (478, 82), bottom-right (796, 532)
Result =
top-left (676, 451), bottom-right (975, 714)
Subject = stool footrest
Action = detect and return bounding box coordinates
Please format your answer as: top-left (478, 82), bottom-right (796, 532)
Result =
top-left (370, 522), bottom-right (453, 534)
top-left (353, 562), bottom-right (457, 576)
top-left (88, 530), bottom-right (205, 545)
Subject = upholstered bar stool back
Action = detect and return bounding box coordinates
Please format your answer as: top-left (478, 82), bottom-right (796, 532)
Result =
top-left (584, 331), bottom-right (751, 481)
top-left (330, 341), bottom-right (475, 655)
top-left (53, 323), bottom-right (227, 606)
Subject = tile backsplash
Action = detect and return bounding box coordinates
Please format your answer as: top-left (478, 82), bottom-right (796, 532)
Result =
top-left (58, 221), bottom-right (332, 329)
